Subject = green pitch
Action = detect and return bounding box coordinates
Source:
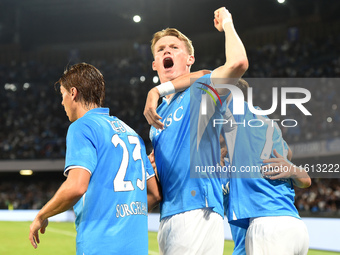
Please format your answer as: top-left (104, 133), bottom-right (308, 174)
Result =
top-left (0, 221), bottom-right (338, 255)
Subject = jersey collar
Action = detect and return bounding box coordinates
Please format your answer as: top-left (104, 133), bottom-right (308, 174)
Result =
top-left (84, 107), bottom-right (109, 116)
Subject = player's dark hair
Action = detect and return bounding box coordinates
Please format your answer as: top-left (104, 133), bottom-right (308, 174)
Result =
top-left (55, 62), bottom-right (105, 107)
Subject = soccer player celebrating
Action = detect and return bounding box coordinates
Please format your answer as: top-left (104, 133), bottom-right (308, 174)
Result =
top-left (29, 63), bottom-right (160, 254)
top-left (144, 7), bottom-right (248, 254)
top-left (221, 78), bottom-right (311, 255)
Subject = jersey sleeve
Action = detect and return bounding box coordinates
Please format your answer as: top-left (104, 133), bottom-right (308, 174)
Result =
top-left (191, 73), bottom-right (229, 115)
top-left (209, 74), bottom-right (231, 101)
top-left (64, 119), bottom-right (97, 176)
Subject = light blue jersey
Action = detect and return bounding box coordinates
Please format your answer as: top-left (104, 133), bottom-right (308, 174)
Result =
top-left (150, 74), bottom-right (228, 220)
top-left (65, 108), bottom-right (154, 255)
top-left (222, 99), bottom-right (299, 229)
top-left (222, 138), bottom-right (291, 255)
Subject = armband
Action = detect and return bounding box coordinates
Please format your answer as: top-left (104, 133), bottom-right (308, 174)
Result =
top-left (155, 81), bottom-right (175, 97)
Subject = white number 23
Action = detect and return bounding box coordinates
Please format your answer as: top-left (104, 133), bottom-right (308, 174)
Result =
top-left (111, 134), bottom-right (145, 192)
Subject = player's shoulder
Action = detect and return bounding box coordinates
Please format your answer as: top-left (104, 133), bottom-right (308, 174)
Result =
top-left (113, 117), bottom-right (140, 136)
top-left (192, 72), bottom-right (212, 88)
top-left (70, 112), bottom-right (100, 129)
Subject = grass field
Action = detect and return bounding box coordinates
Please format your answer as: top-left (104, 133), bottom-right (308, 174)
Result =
top-left (1, 221), bottom-right (339, 255)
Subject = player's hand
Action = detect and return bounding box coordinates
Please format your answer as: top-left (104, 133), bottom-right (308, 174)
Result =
top-left (144, 87), bottom-right (164, 130)
top-left (214, 7), bottom-right (233, 32)
top-left (29, 218), bottom-right (49, 249)
top-left (261, 149), bottom-right (295, 180)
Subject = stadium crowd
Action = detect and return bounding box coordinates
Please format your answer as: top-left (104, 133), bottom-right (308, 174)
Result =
top-left (0, 179), bottom-right (62, 210)
top-left (0, 35), bottom-right (339, 215)
top-left (1, 36), bottom-right (339, 160)
top-left (1, 177), bottom-right (339, 216)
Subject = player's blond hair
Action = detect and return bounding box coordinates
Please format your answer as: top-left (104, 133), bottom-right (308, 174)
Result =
top-left (151, 28), bottom-right (194, 57)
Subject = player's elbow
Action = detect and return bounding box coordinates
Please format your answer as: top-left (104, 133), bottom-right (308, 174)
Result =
top-left (148, 193), bottom-right (162, 212)
top-left (199, 69), bottom-right (211, 76)
top-left (70, 186), bottom-right (87, 199)
top-left (147, 176), bottom-right (162, 210)
top-left (301, 177), bottom-right (312, 188)
top-left (151, 190), bottom-right (162, 204)
top-left (66, 180), bottom-right (88, 198)
top-left (296, 177), bottom-right (312, 189)
top-left (231, 57), bottom-right (249, 75)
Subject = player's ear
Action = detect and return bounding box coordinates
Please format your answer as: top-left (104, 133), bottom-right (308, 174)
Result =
top-left (152, 61), bottom-right (156, 71)
top-left (70, 87), bottom-right (78, 100)
top-left (187, 55), bottom-right (195, 66)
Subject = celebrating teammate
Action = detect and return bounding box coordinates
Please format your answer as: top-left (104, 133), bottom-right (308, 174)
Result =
top-left (29, 63), bottom-right (160, 254)
top-left (144, 7), bottom-right (248, 254)
top-left (221, 78), bottom-right (311, 255)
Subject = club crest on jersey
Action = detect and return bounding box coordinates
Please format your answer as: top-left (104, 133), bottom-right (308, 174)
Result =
top-left (150, 105), bottom-right (184, 139)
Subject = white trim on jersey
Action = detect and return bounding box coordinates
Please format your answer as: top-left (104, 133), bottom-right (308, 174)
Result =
top-left (146, 173), bottom-right (155, 181)
top-left (64, 165), bottom-right (92, 177)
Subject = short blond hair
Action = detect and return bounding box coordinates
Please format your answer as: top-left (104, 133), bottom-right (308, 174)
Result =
top-left (151, 28), bottom-right (194, 57)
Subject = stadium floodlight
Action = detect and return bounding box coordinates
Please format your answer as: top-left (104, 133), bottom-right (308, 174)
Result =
top-left (4, 83), bottom-right (17, 91)
top-left (153, 76), bottom-right (159, 84)
top-left (20, 170), bottom-right (33, 176)
top-left (277, 0), bottom-right (285, 3)
top-left (23, 82), bottom-right (30, 90)
top-left (133, 15), bottom-right (141, 23)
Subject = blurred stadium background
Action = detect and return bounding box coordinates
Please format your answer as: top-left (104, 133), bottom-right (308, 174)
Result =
top-left (0, 0), bottom-right (339, 253)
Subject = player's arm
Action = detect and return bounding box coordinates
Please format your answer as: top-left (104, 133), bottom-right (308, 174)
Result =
top-left (147, 150), bottom-right (162, 211)
top-left (211, 7), bottom-right (248, 95)
top-left (147, 176), bottom-right (162, 212)
top-left (29, 169), bottom-right (90, 249)
top-left (287, 146), bottom-right (293, 161)
top-left (144, 70), bottom-right (210, 129)
top-left (262, 149), bottom-right (311, 188)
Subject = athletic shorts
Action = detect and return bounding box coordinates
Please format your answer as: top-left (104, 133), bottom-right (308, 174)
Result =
top-left (158, 208), bottom-right (224, 255)
top-left (246, 216), bottom-right (309, 255)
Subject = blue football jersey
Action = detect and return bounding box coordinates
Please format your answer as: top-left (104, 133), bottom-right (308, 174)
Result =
top-left (65, 108), bottom-right (154, 255)
top-left (150, 74), bottom-right (228, 220)
top-left (222, 99), bottom-right (299, 229)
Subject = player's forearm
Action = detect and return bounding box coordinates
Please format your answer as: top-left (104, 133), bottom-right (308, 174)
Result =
top-left (211, 17), bottom-right (248, 95)
top-left (291, 167), bottom-right (312, 188)
top-left (173, 70), bottom-right (210, 92)
top-left (222, 21), bottom-right (248, 78)
top-left (147, 176), bottom-right (162, 212)
top-left (144, 69), bottom-right (211, 129)
top-left (155, 70), bottom-right (211, 97)
top-left (36, 181), bottom-right (83, 221)
top-left (212, 28), bottom-right (248, 81)
top-left (147, 193), bottom-right (162, 212)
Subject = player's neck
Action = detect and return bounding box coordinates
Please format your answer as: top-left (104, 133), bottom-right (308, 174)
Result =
top-left (78, 104), bottom-right (99, 119)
